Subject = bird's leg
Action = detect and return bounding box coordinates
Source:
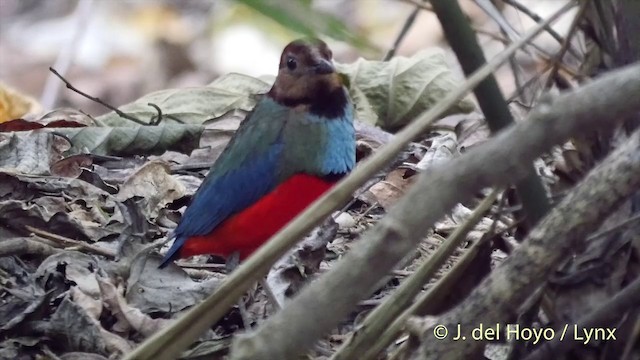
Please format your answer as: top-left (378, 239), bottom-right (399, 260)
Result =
top-left (225, 251), bottom-right (253, 330)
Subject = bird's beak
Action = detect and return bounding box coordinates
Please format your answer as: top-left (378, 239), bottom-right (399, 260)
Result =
top-left (313, 58), bottom-right (335, 74)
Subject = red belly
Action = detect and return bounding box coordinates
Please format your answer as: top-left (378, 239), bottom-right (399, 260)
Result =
top-left (179, 174), bottom-right (334, 260)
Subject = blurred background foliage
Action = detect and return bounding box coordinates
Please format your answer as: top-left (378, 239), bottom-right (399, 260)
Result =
top-left (0, 0), bottom-right (574, 117)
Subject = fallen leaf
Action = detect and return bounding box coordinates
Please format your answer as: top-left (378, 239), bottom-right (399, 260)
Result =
top-left (126, 254), bottom-right (220, 313)
top-left (0, 170), bottom-right (112, 203)
top-left (415, 132), bottom-right (458, 171)
top-left (337, 49), bottom-right (475, 131)
top-left (49, 296), bottom-right (108, 355)
top-left (50, 154), bottom-right (94, 178)
top-left (35, 252), bottom-right (103, 302)
top-left (334, 212), bottom-right (356, 230)
top-left (96, 73), bottom-right (270, 126)
top-left (0, 116), bottom-right (88, 132)
top-left (368, 168), bottom-right (417, 210)
top-left (0, 131), bottom-right (70, 175)
top-left (38, 108), bottom-right (95, 127)
top-left (71, 286), bottom-right (102, 320)
top-left (98, 277), bottom-right (170, 337)
top-left (54, 124), bottom-right (204, 157)
top-left (0, 337), bottom-right (42, 359)
top-left (116, 161), bottom-right (186, 219)
top-left (0, 261), bottom-right (51, 334)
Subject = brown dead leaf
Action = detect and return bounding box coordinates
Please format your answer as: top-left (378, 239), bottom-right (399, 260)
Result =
top-left (32, 196), bottom-right (68, 215)
top-left (0, 196), bottom-right (121, 243)
top-left (35, 252), bottom-right (103, 301)
top-left (0, 117), bottom-right (88, 132)
top-left (0, 131), bottom-right (71, 175)
top-left (51, 295), bottom-right (133, 356)
top-left (548, 142), bottom-right (587, 191)
top-left (354, 121), bottom-right (395, 149)
top-left (49, 296), bottom-right (108, 355)
top-left (50, 154), bottom-right (94, 178)
top-left (35, 256), bottom-right (132, 356)
top-left (0, 200), bottom-right (55, 235)
top-left (126, 253), bottom-right (220, 313)
top-left (0, 337), bottom-right (42, 359)
top-left (0, 170), bottom-right (112, 203)
top-left (98, 277), bottom-right (170, 337)
top-left (116, 161), bottom-right (186, 219)
top-left (70, 286), bottom-right (102, 320)
top-left (0, 258), bottom-right (51, 334)
top-left (368, 168), bottom-right (417, 210)
top-left (0, 172), bottom-right (31, 200)
top-left (38, 108), bottom-right (95, 127)
top-left (178, 338), bottom-right (233, 359)
top-left (98, 277), bottom-right (133, 334)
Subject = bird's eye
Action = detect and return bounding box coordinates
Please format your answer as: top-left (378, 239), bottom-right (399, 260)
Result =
top-left (286, 57), bottom-right (297, 70)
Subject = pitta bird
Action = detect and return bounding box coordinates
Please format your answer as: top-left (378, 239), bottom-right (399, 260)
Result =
top-left (160, 38), bottom-right (355, 268)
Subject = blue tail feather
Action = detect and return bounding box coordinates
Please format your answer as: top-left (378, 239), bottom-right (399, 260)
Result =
top-left (158, 235), bottom-right (184, 268)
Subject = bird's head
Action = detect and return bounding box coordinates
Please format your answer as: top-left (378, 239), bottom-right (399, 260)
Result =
top-left (269, 38), bottom-right (347, 116)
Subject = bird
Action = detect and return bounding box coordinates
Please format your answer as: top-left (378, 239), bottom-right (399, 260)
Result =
top-left (159, 38), bottom-right (355, 268)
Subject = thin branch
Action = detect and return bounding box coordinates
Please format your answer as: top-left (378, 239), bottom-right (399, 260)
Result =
top-left (147, 103), bottom-right (164, 126)
top-left (506, 62), bottom-right (553, 104)
top-left (412, 124), bottom-right (640, 358)
top-left (396, 0), bottom-right (432, 12)
top-left (474, 0), bottom-right (521, 43)
top-left (49, 67), bottom-right (149, 125)
top-left (331, 189), bottom-right (500, 360)
top-left (544, 0), bottom-right (590, 89)
top-left (40, 0), bottom-right (95, 109)
top-left (430, 0), bottom-right (553, 229)
top-left (122, 6), bottom-right (579, 359)
top-left (382, 222), bottom-right (498, 360)
top-left (504, 0), bottom-right (582, 59)
top-left (25, 225), bottom-right (116, 259)
top-left (474, 27), bottom-right (509, 43)
top-left (0, 237), bottom-right (61, 257)
top-left (586, 212), bottom-right (640, 242)
top-left (383, 1), bottom-right (427, 61)
top-left (524, 249), bottom-right (640, 359)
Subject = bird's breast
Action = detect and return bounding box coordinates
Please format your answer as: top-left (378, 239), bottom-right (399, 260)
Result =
top-left (179, 173), bottom-right (337, 259)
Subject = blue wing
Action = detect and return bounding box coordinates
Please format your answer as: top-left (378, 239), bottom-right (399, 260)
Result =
top-left (159, 95), bottom-right (355, 267)
top-left (159, 100), bottom-right (287, 267)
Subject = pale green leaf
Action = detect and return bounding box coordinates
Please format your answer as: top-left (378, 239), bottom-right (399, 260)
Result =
top-left (337, 49), bottom-right (476, 131)
top-left (96, 73), bottom-right (270, 126)
top-left (56, 124), bottom-right (204, 156)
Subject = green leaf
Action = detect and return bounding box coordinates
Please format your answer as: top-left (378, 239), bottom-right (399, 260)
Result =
top-left (96, 73), bottom-right (270, 126)
top-left (56, 124), bottom-right (204, 157)
top-left (235, 0), bottom-right (374, 50)
top-left (95, 50), bottom-right (474, 139)
top-left (337, 49), bottom-right (476, 131)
